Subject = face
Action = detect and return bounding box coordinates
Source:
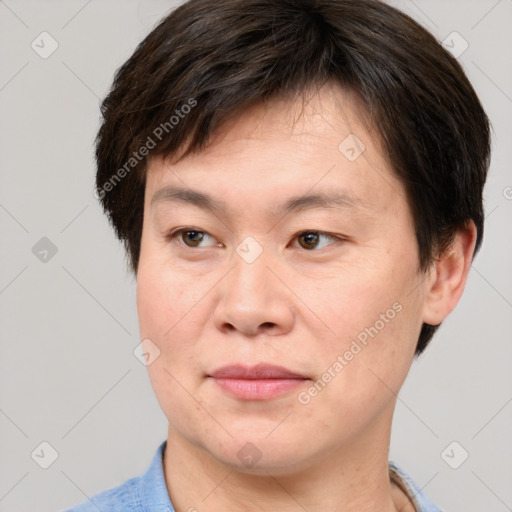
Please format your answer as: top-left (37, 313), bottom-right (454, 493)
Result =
top-left (137, 84), bottom-right (428, 474)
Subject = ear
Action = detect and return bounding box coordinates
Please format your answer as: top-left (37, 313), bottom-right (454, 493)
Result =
top-left (422, 221), bottom-right (478, 326)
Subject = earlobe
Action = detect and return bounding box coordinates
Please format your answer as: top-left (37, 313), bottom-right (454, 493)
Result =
top-left (422, 221), bottom-right (478, 326)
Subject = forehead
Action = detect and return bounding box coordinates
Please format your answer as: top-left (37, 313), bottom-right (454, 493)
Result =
top-left (145, 83), bottom-right (405, 216)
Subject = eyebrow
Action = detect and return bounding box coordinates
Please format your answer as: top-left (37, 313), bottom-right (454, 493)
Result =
top-left (151, 185), bottom-right (368, 220)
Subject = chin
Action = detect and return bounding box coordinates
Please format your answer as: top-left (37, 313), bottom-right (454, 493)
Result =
top-left (199, 431), bottom-right (316, 476)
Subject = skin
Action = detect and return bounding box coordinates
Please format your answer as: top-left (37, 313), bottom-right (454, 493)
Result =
top-left (136, 83), bottom-right (476, 512)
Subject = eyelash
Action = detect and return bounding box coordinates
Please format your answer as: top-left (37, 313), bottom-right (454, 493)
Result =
top-left (165, 227), bottom-right (344, 251)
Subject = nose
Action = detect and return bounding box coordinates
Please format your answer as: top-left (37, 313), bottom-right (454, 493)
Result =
top-left (212, 248), bottom-right (295, 337)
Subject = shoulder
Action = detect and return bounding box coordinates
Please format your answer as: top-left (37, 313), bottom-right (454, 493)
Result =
top-left (60, 441), bottom-right (171, 512)
top-left (60, 475), bottom-right (143, 512)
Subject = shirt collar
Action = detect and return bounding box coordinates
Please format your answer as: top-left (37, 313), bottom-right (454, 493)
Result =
top-left (389, 461), bottom-right (442, 511)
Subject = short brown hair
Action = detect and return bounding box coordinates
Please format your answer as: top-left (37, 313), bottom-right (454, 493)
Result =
top-left (95, 0), bottom-right (491, 354)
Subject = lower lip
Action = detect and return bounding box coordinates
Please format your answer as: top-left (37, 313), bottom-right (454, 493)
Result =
top-left (210, 377), bottom-right (306, 400)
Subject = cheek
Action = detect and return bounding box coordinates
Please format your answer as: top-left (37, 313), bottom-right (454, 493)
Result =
top-left (136, 255), bottom-right (215, 381)
top-left (136, 262), bottom-right (207, 428)
top-left (302, 258), bottom-right (422, 409)
top-left (137, 268), bottom-right (175, 338)
top-left (296, 301), bottom-right (420, 445)
top-left (136, 251), bottom-right (204, 337)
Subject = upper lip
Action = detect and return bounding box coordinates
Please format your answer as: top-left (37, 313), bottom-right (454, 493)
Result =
top-left (208, 363), bottom-right (307, 380)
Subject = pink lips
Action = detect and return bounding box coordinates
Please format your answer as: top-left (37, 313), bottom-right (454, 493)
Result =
top-left (208, 363), bottom-right (308, 400)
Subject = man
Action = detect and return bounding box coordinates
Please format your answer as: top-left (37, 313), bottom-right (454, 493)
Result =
top-left (64, 0), bottom-right (490, 510)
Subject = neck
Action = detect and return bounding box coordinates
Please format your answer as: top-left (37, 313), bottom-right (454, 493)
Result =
top-left (163, 405), bottom-right (411, 512)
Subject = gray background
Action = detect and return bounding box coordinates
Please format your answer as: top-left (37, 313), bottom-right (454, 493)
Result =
top-left (0, 1), bottom-right (511, 511)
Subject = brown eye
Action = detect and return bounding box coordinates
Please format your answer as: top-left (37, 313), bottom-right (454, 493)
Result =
top-left (296, 231), bottom-right (337, 250)
top-left (181, 230), bottom-right (205, 247)
top-left (167, 228), bottom-right (221, 248)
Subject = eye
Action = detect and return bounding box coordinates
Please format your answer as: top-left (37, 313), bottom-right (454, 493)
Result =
top-left (166, 228), bottom-right (223, 248)
top-left (293, 230), bottom-right (339, 250)
top-left (166, 228), bottom-right (341, 251)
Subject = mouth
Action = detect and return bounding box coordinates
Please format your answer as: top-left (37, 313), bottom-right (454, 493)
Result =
top-left (207, 363), bottom-right (309, 401)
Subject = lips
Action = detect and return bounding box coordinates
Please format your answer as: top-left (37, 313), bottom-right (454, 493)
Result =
top-left (209, 363), bottom-right (306, 380)
top-left (207, 363), bottom-right (308, 400)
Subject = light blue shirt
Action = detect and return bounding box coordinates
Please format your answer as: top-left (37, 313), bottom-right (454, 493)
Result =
top-left (62, 440), bottom-right (443, 512)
